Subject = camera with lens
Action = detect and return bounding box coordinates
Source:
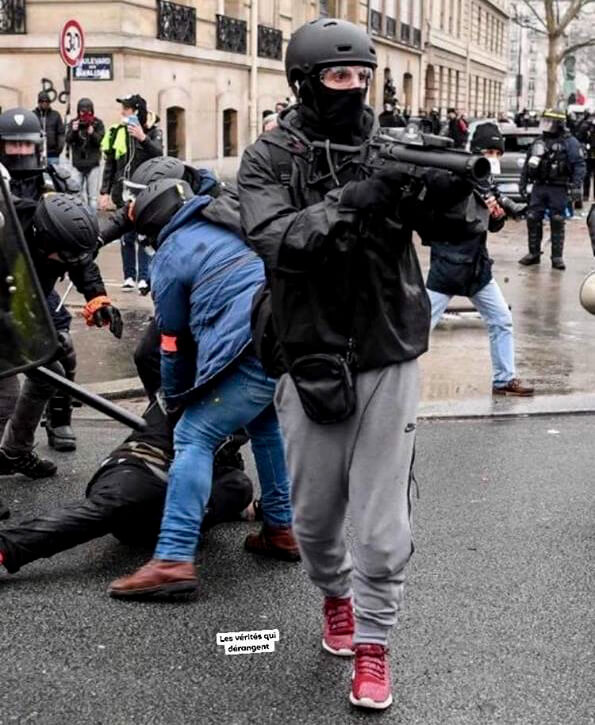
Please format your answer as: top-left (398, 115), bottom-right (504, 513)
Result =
top-left (482, 188), bottom-right (527, 219)
top-left (496, 192), bottom-right (527, 219)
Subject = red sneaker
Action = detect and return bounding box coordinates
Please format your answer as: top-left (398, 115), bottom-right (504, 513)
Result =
top-left (322, 596), bottom-right (354, 656)
top-left (349, 643), bottom-right (393, 710)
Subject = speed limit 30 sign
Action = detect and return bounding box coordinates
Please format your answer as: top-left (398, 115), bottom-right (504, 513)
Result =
top-left (60, 19), bottom-right (85, 68)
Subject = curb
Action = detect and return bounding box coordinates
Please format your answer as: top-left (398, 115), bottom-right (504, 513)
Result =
top-left (84, 377), bottom-right (145, 401)
top-left (83, 378), bottom-right (595, 421)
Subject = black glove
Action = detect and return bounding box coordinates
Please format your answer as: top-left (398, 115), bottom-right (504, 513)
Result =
top-left (421, 169), bottom-right (473, 208)
top-left (341, 167), bottom-right (408, 211)
top-left (571, 186), bottom-right (583, 205)
top-left (93, 305), bottom-right (123, 339)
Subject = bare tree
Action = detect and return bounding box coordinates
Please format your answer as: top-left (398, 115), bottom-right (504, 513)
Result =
top-left (511, 0), bottom-right (595, 106)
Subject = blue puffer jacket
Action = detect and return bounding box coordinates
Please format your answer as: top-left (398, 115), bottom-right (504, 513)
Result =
top-left (150, 193), bottom-right (265, 402)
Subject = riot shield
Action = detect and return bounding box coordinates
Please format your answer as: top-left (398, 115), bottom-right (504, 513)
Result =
top-left (0, 172), bottom-right (145, 430)
top-left (0, 172), bottom-right (58, 377)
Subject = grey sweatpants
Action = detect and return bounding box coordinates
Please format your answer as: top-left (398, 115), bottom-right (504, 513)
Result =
top-left (275, 360), bottom-right (419, 646)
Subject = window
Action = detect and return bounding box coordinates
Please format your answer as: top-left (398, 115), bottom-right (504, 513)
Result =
top-left (369, 0), bottom-right (382, 33)
top-left (0, 0), bottom-right (26, 34)
top-left (166, 106), bottom-right (186, 159)
top-left (385, 0), bottom-right (396, 36)
top-left (223, 108), bottom-right (238, 157)
top-left (157, 0), bottom-right (196, 46)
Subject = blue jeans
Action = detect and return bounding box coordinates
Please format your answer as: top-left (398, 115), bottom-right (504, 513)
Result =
top-left (120, 231), bottom-right (150, 281)
top-left (428, 279), bottom-right (515, 387)
top-left (154, 353), bottom-right (292, 562)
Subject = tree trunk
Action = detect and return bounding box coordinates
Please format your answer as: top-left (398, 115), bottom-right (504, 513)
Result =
top-left (546, 34), bottom-right (560, 107)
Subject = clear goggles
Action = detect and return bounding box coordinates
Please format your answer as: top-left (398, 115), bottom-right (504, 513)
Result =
top-left (318, 65), bottom-right (374, 90)
top-left (122, 179), bottom-right (147, 204)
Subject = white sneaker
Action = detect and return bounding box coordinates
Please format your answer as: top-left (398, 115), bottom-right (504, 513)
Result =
top-left (121, 277), bottom-right (135, 291)
top-left (137, 279), bottom-right (149, 294)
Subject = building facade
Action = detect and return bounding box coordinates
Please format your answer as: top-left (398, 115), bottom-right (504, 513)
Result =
top-left (422, 0), bottom-right (510, 117)
top-left (506, 10), bottom-right (547, 113)
top-left (0, 0), bottom-right (323, 175)
top-left (0, 0), bottom-right (509, 176)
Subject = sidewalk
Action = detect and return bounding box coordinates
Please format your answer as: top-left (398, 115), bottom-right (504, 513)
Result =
top-left (60, 215), bottom-right (595, 417)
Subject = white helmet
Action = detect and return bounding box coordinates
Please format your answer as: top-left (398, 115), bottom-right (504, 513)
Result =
top-left (579, 270), bottom-right (595, 315)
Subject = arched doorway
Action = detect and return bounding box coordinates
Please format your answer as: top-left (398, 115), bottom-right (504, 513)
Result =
top-left (424, 64), bottom-right (437, 110)
top-left (166, 106), bottom-right (186, 159)
top-left (403, 72), bottom-right (413, 111)
top-left (223, 108), bottom-right (238, 157)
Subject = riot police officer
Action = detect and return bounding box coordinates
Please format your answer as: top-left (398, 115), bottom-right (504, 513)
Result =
top-left (0, 107), bottom-right (93, 454)
top-left (0, 107), bottom-right (78, 201)
top-left (519, 108), bottom-right (586, 270)
top-left (0, 193), bottom-right (122, 479)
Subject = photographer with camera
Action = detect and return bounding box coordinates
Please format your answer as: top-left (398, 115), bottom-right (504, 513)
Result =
top-left (65, 98), bottom-right (105, 211)
top-left (425, 121), bottom-right (534, 397)
top-left (237, 18), bottom-right (455, 710)
top-left (99, 94), bottom-right (163, 293)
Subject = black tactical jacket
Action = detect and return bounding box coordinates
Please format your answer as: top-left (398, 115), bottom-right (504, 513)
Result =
top-left (423, 176), bottom-right (505, 297)
top-left (237, 108), bottom-right (430, 372)
top-left (33, 107), bottom-right (65, 157)
top-left (65, 116), bottom-right (105, 171)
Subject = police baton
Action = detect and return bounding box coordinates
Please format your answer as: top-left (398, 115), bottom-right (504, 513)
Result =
top-left (29, 366), bottom-right (146, 430)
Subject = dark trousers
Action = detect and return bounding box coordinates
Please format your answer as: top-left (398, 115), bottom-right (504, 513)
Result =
top-left (121, 231), bottom-right (150, 282)
top-left (526, 184), bottom-right (568, 257)
top-left (527, 184), bottom-right (568, 220)
top-left (0, 460), bottom-right (253, 573)
top-left (584, 158), bottom-right (595, 200)
top-left (134, 319), bottom-right (161, 400)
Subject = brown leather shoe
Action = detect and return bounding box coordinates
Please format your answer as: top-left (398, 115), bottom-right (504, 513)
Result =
top-left (108, 559), bottom-right (198, 599)
top-left (244, 523), bottom-right (301, 562)
top-left (492, 378), bottom-right (535, 397)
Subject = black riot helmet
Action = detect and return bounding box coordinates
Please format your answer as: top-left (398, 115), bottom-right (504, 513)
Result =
top-left (123, 156), bottom-right (186, 203)
top-left (33, 194), bottom-right (99, 265)
top-left (285, 18), bottom-right (377, 92)
top-left (124, 156), bottom-right (220, 203)
top-left (133, 178), bottom-right (194, 246)
top-left (0, 107), bottom-right (44, 175)
top-left (131, 156), bottom-right (185, 186)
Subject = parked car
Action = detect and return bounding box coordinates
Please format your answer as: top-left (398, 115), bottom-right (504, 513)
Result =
top-left (497, 125), bottom-right (540, 200)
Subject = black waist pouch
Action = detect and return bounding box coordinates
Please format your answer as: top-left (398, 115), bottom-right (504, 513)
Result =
top-left (289, 353), bottom-right (356, 425)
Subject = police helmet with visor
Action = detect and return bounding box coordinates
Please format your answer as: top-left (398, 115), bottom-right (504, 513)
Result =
top-left (0, 108), bottom-right (44, 174)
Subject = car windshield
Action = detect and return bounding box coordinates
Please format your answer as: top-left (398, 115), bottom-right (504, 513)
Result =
top-left (505, 135), bottom-right (539, 152)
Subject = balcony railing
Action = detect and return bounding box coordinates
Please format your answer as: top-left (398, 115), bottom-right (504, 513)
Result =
top-left (0, 0), bottom-right (26, 34)
top-left (157, 0), bottom-right (196, 46)
top-left (216, 14), bottom-right (247, 54)
top-left (258, 24), bottom-right (282, 60)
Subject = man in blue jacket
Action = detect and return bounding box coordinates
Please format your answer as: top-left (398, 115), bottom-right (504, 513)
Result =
top-left (108, 178), bottom-right (297, 599)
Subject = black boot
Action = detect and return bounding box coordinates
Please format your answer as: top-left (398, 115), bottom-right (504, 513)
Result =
top-left (0, 449), bottom-right (57, 479)
top-left (44, 391), bottom-right (76, 452)
top-left (519, 217), bottom-right (543, 265)
top-left (550, 214), bottom-right (566, 270)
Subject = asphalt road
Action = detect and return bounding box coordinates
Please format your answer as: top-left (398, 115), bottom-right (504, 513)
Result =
top-left (0, 415), bottom-right (593, 725)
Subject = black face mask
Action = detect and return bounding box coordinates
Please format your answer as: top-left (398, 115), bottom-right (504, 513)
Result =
top-left (298, 77), bottom-right (367, 143)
